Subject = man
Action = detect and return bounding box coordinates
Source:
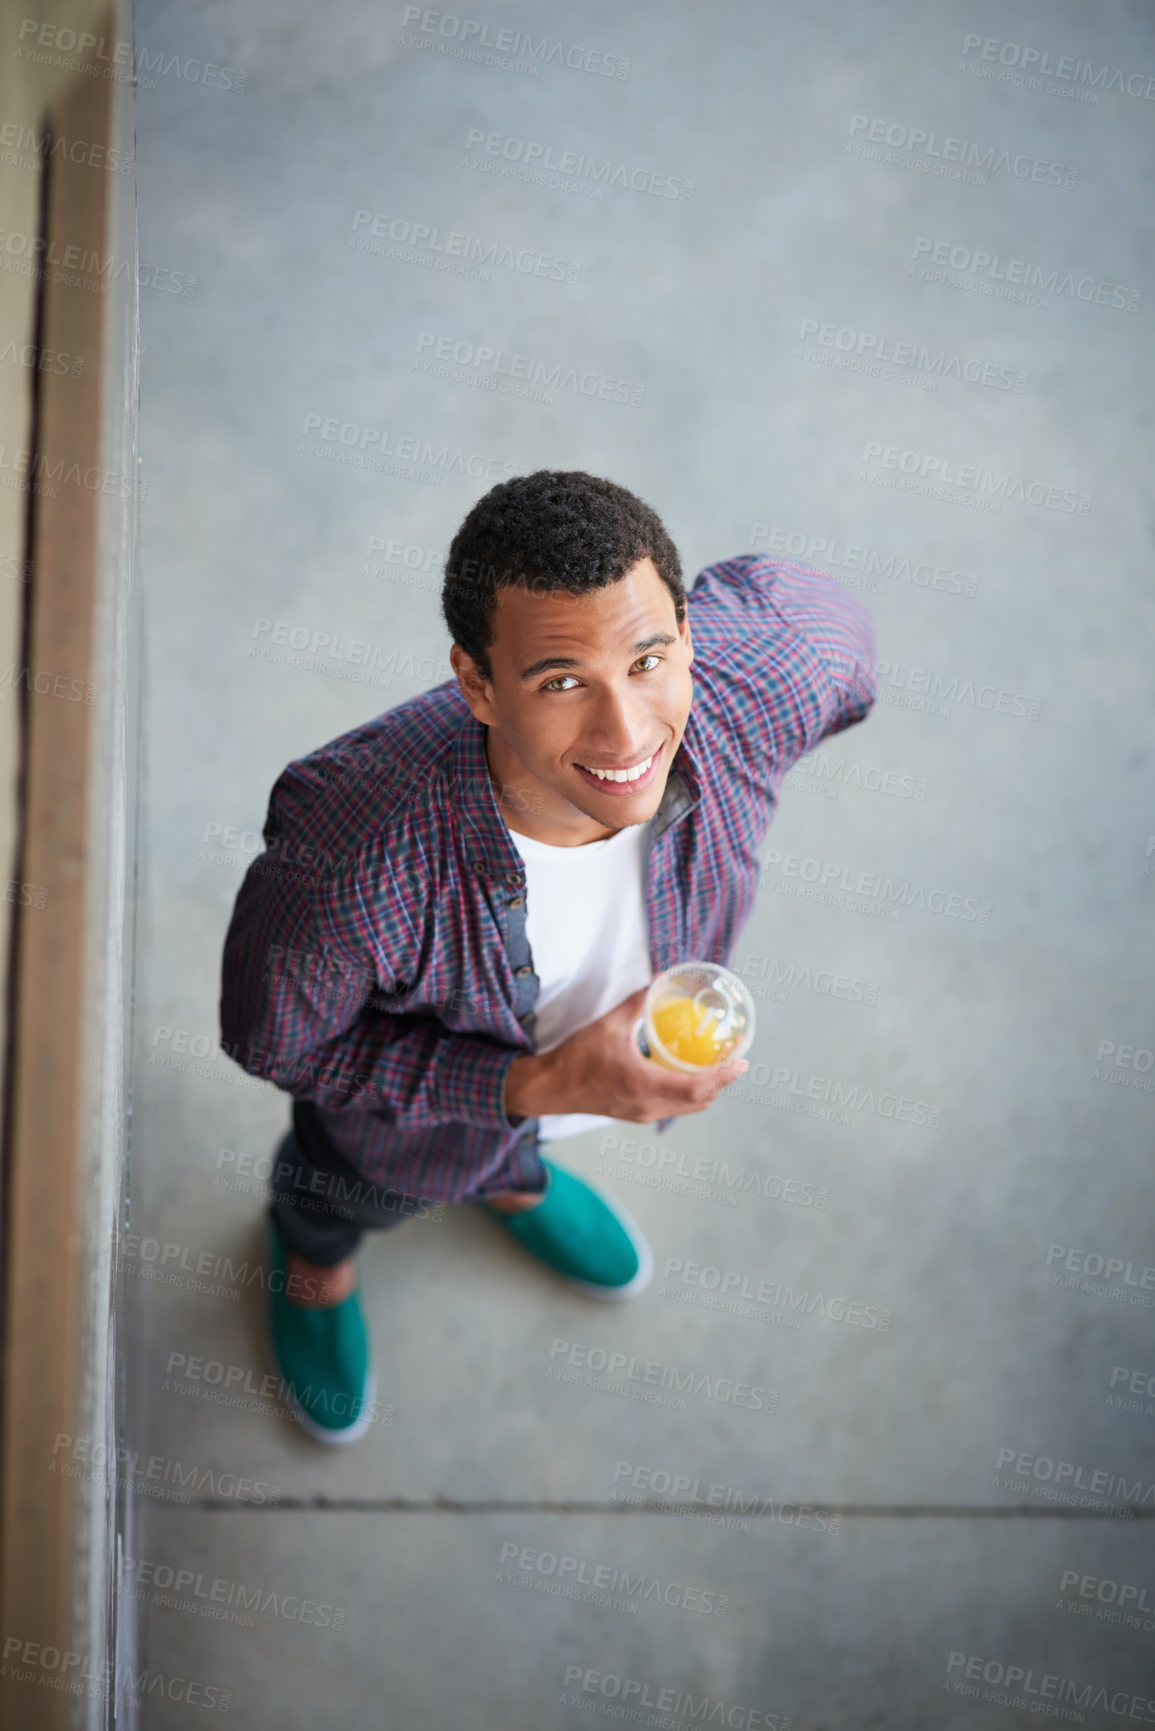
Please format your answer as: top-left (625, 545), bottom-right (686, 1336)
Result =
top-left (219, 470), bottom-right (878, 1443)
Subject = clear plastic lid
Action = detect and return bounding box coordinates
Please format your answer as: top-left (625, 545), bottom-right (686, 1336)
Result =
top-left (642, 960), bottom-right (756, 1071)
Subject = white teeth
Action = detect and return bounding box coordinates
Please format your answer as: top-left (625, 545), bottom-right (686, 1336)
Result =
top-left (582, 753), bottom-right (654, 783)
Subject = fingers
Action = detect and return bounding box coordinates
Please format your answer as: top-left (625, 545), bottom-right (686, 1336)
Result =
top-left (674, 1061), bottom-right (748, 1110)
top-left (624, 1054), bottom-right (751, 1120)
top-left (694, 1064), bottom-right (745, 1099)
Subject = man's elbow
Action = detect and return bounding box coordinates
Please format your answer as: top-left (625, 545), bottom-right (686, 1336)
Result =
top-left (219, 1030), bottom-right (272, 1079)
top-left (820, 664), bottom-right (877, 743)
top-left (849, 661), bottom-right (880, 717)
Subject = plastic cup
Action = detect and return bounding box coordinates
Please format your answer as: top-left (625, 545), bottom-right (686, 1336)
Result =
top-left (633, 961), bottom-right (756, 1074)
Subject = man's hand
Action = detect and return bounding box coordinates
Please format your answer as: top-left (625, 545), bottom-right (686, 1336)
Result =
top-left (504, 986), bottom-right (749, 1125)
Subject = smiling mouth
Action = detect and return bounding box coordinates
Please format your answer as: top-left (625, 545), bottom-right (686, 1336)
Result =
top-left (574, 748), bottom-right (660, 785)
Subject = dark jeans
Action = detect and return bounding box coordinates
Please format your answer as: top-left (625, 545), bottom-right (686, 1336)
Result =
top-left (270, 1101), bottom-right (450, 1266)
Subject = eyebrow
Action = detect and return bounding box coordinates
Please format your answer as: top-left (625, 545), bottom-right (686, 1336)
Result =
top-left (519, 631), bottom-right (679, 682)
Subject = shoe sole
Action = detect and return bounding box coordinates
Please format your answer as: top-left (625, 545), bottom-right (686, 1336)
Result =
top-left (265, 1222), bottom-right (378, 1447)
top-left (280, 1362), bottom-right (379, 1447)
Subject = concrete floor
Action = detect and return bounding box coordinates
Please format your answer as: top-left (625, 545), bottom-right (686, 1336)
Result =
top-left (130, 0), bottom-right (1155, 1724)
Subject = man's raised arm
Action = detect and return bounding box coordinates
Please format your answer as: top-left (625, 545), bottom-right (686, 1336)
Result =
top-left (691, 552), bottom-right (880, 778)
top-left (759, 555), bottom-right (879, 743)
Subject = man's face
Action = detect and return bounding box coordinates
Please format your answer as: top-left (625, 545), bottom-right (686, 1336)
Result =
top-left (450, 556), bottom-right (694, 841)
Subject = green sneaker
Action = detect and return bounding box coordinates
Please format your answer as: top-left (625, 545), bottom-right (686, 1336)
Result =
top-left (266, 1218), bottom-right (376, 1445)
top-left (481, 1160), bottom-right (653, 1300)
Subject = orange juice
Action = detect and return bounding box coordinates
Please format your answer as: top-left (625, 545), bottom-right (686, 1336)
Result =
top-left (649, 994), bottom-right (740, 1068)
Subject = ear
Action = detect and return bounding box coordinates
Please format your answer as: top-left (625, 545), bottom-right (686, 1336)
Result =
top-left (679, 609), bottom-right (694, 669)
top-left (450, 643), bottom-right (498, 725)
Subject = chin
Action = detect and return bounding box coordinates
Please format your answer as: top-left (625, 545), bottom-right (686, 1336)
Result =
top-left (593, 780), bottom-right (667, 825)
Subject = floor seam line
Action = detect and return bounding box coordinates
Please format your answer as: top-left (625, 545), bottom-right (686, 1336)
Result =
top-left (171, 1501), bottom-right (1155, 1518)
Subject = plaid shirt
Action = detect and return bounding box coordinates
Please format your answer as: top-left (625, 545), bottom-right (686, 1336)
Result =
top-left (219, 554), bottom-right (878, 1202)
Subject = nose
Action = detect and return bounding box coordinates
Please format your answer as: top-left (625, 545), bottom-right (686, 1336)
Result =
top-left (581, 684), bottom-right (652, 759)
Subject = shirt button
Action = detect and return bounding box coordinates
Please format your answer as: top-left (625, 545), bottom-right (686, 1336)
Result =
top-left (506, 873), bottom-right (524, 888)
top-left (515, 965), bottom-right (533, 977)
top-left (508, 896), bottom-right (525, 908)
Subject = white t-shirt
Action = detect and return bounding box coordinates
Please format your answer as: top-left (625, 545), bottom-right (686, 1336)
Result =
top-left (507, 818), bottom-right (653, 1142)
